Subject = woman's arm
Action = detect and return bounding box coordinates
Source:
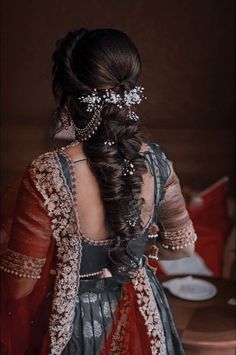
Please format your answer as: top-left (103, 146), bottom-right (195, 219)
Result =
top-left (0, 167), bottom-right (52, 299)
top-left (157, 161), bottom-right (197, 260)
top-left (156, 240), bottom-right (195, 260)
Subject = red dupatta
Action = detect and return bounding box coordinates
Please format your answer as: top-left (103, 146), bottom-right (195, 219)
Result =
top-left (1, 150), bottom-right (166, 355)
top-left (0, 173), bottom-right (56, 354)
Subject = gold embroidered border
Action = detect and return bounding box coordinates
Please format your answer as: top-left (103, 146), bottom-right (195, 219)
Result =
top-left (0, 248), bottom-right (45, 279)
top-left (31, 151), bottom-right (81, 355)
top-left (132, 267), bottom-right (167, 355)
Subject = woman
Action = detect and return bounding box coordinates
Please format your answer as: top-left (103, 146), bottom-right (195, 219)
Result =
top-left (0, 28), bottom-right (197, 355)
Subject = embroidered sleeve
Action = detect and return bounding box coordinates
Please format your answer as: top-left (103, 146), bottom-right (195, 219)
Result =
top-left (0, 249), bottom-right (46, 279)
top-left (0, 167), bottom-right (52, 279)
top-left (158, 161), bottom-right (197, 250)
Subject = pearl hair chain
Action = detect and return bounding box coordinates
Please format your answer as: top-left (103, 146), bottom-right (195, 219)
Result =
top-left (61, 86), bottom-right (146, 179)
top-left (61, 85), bottom-right (146, 142)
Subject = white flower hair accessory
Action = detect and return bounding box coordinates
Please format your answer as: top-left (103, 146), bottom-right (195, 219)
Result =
top-left (72, 85), bottom-right (146, 142)
top-left (78, 85), bottom-right (146, 122)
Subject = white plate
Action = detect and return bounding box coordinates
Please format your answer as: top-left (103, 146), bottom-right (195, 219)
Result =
top-left (162, 276), bottom-right (217, 301)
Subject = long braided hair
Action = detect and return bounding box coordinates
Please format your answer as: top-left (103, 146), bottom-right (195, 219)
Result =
top-left (52, 28), bottom-right (147, 239)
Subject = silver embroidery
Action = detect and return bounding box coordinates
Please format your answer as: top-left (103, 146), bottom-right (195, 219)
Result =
top-left (81, 292), bottom-right (98, 304)
top-left (94, 320), bottom-right (102, 338)
top-left (31, 152), bottom-right (81, 355)
top-left (83, 321), bottom-right (93, 339)
top-left (103, 299), bottom-right (118, 318)
top-left (83, 320), bottom-right (102, 339)
top-left (103, 301), bottom-right (111, 318)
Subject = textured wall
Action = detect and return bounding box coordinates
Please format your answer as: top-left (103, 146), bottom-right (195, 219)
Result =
top-left (1, 0), bottom-right (235, 194)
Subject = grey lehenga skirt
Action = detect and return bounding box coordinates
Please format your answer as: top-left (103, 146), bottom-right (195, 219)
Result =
top-left (62, 277), bottom-right (121, 355)
top-left (62, 266), bottom-right (185, 355)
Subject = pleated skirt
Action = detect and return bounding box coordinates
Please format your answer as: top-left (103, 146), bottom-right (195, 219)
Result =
top-left (62, 278), bottom-right (121, 355)
top-left (62, 266), bottom-right (185, 355)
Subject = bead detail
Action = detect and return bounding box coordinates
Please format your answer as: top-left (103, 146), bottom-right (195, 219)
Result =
top-left (148, 255), bottom-right (159, 260)
top-left (123, 159), bottom-right (135, 176)
top-left (104, 140), bottom-right (115, 147)
top-left (160, 222), bottom-right (197, 250)
top-left (148, 224), bottom-right (159, 239)
top-left (0, 248), bottom-right (46, 279)
top-left (80, 270), bottom-right (103, 279)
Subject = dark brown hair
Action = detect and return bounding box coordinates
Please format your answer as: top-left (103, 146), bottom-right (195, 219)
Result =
top-left (52, 28), bottom-right (147, 239)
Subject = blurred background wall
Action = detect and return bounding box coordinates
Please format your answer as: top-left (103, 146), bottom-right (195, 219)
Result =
top-left (1, 0), bottom-right (235, 195)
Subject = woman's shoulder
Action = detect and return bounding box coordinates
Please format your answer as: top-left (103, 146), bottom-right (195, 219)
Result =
top-left (29, 149), bottom-right (59, 172)
top-left (140, 141), bottom-right (172, 184)
top-left (20, 148), bottom-right (68, 203)
top-left (19, 149), bottom-right (61, 188)
top-left (140, 141), bottom-right (168, 161)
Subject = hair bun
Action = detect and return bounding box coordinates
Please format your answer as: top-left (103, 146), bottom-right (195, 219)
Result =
top-left (52, 28), bottom-right (90, 104)
top-left (70, 28), bottom-right (89, 45)
top-left (55, 28), bottom-right (88, 57)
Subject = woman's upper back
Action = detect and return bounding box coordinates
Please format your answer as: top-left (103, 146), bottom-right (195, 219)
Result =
top-left (62, 141), bottom-right (165, 242)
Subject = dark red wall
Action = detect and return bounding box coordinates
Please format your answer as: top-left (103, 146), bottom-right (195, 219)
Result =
top-left (1, 0), bottom-right (235, 194)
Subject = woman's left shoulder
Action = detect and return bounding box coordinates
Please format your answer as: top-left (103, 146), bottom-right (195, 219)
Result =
top-left (30, 149), bottom-right (58, 170)
top-left (22, 149), bottom-right (61, 194)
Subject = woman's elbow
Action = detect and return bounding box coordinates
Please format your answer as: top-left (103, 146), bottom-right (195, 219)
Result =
top-left (157, 241), bottom-right (195, 260)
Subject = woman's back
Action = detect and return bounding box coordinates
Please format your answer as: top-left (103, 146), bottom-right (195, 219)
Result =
top-left (65, 144), bottom-right (112, 241)
top-left (64, 142), bottom-right (155, 242)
